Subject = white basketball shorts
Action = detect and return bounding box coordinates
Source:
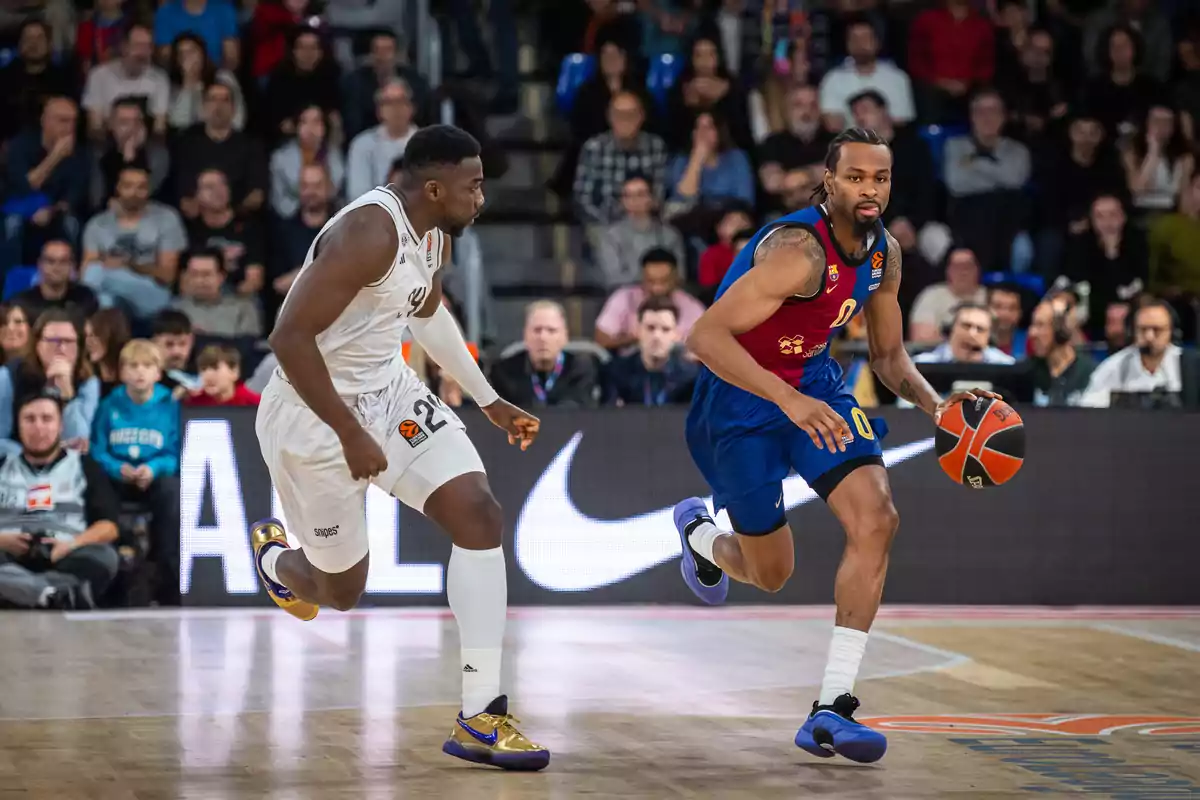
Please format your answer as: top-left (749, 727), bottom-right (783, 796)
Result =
top-left (255, 368), bottom-right (486, 573)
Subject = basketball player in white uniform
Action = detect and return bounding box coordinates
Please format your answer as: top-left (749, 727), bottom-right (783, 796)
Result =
top-left (250, 126), bottom-right (549, 771)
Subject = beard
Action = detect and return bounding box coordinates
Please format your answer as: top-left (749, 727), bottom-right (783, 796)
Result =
top-left (23, 441), bottom-right (60, 461)
top-left (851, 216), bottom-right (875, 239)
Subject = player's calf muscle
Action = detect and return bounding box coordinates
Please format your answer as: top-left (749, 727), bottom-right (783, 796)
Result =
top-left (279, 549), bottom-right (369, 611)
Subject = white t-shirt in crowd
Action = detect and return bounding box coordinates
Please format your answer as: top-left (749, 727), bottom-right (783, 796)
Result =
top-left (82, 61), bottom-right (170, 118)
top-left (818, 59), bottom-right (915, 124)
top-left (908, 283), bottom-right (988, 335)
top-left (1079, 344), bottom-right (1183, 408)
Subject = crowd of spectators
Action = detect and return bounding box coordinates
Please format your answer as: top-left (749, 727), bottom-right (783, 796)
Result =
top-left (0, 0), bottom-right (448, 609)
top-left (0, 0), bottom-right (1197, 609)
top-left (545, 0), bottom-right (1199, 414)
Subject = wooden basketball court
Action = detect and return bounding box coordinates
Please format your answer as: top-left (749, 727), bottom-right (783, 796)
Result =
top-left (2, 606), bottom-right (1199, 799)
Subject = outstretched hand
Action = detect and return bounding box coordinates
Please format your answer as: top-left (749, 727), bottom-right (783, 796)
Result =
top-left (933, 388), bottom-right (1003, 425)
top-left (481, 399), bottom-right (540, 451)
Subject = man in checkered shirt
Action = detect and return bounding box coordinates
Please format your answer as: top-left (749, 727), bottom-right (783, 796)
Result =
top-left (573, 91), bottom-right (668, 228)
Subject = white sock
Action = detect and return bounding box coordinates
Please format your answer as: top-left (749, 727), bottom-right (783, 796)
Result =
top-left (687, 521), bottom-right (732, 565)
top-left (818, 626), bottom-right (869, 705)
top-left (261, 544), bottom-right (285, 584)
top-left (447, 544), bottom-right (507, 718)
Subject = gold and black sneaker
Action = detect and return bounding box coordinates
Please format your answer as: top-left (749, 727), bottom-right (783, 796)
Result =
top-left (442, 695), bottom-right (550, 771)
top-left (250, 518), bottom-right (318, 621)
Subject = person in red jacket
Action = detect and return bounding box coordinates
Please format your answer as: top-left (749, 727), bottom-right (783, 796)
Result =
top-left (248, 0), bottom-right (312, 82)
top-left (907, 0), bottom-right (995, 124)
top-left (186, 344), bottom-right (261, 406)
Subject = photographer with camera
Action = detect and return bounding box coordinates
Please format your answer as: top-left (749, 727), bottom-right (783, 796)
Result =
top-left (0, 390), bottom-right (120, 609)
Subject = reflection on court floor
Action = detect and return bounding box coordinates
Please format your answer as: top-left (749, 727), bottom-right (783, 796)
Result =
top-left (1, 606), bottom-right (1198, 799)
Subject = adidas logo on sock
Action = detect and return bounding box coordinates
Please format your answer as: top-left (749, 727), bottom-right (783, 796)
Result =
top-left (462, 664), bottom-right (477, 673)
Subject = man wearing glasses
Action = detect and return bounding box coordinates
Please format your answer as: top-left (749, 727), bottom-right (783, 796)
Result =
top-left (1080, 298), bottom-right (1189, 409)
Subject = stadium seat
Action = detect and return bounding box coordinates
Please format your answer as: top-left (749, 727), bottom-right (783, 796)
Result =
top-left (646, 53), bottom-right (684, 111)
top-left (555, 53), bottom-right (596, 117)
top-left (918, 123), bottom-right (968, 182)
top-left (983, 271), bottom-right (1045, 298)
top-left (2, 266), bottom-right (37, 300)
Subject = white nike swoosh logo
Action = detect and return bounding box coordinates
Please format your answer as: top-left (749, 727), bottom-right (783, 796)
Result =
top-left (513, 432), bottom-right (936, 592)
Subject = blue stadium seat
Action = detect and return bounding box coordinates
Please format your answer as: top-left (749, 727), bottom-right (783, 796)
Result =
top-left (918, 123), bottom-right (969, 182)
top-left (983, 271), bottom-right (1045, 298)
top-left (646, 53), bottom-right (684, 111)
top-left (555, 53), bottom-right (596, 117)
top-left (2, 266), bottom-right (37, 300)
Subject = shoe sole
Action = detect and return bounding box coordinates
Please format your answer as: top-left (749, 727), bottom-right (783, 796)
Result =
top-left (674, 501), bottom-right (728, 605)
top-left (797, 725), bottom-right (886, 763)
top-left (442, 739), bottom-right (550, 771)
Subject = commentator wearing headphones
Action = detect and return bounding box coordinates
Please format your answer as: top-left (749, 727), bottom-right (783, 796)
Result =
top-left (1027, 296), bottom-right (1096, 407)
top-left (913, 303), bottom-right (1016, 366)
top-left (1079, 298), bottom-right (1189, 409)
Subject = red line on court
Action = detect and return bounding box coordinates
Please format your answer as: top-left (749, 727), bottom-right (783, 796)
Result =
top-left (111, 605), bottom-right (1200, 622)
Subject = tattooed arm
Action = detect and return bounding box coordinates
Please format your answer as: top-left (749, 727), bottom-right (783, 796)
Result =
top-left (687, 226), bottom-right (824, 404)
top-left (864, 231), bottom-right (944, 416)
top-left (688, 226), bottom-right (853, 451)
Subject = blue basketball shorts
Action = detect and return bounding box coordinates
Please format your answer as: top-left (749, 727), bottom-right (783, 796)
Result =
top-left (685, 379), bottom-right (886, 536)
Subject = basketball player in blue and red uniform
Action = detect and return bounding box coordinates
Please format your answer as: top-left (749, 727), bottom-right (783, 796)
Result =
top-left (673, 128), bottom-right (995, 763)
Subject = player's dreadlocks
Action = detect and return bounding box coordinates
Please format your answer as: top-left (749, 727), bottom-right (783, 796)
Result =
top-left (810, 127), bottom-right (891, 205)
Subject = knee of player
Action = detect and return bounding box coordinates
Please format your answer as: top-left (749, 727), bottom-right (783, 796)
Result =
top-left (755, 559), bottom-right (794, 593)
top-left (849, 501), bottom-right (900, 550)
top-left (321, 575), bottom-right (367, 612)
top-left (462, 491), bottom-right (506, 549)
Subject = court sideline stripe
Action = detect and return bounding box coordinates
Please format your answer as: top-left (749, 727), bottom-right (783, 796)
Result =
top-left (1090, 622), bottom-right (1200, 653)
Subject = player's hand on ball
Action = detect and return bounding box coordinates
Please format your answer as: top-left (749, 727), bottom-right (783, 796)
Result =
top-left (482, 399), bottom-right (540, 451)
top-left (933, 388), bottom-right (1002, 425)
top-left (339, 426), bottom-right (388, 480)
top-left (779, 392), bottom-right (853, 454)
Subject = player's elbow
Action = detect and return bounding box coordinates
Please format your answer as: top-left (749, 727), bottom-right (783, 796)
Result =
top-left (868, 343), bottom-right (906, 373)
top-left (685, 321), bottom-right (715, 360)
top-left (267, 323), bottom-right (301, 354)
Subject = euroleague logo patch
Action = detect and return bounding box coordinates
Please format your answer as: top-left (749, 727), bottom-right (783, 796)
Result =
top-left (398, 419), bottom-right (428, 448)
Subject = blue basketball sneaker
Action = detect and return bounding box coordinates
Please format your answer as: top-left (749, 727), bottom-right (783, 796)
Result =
top-left (673, 497), bottom-right (729, 605)
top-left (795, 694), bottom-right (887, 763)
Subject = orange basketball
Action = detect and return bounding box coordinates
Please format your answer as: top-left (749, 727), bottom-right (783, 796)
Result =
top-left (934, 397), bottom-right (1025, 488)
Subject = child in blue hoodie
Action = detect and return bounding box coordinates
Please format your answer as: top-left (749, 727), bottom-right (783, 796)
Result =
top-left (91, 339), bottom-right (182, 605)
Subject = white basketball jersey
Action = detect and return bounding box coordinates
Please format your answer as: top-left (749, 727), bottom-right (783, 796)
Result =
top-left (279, 185), bottom-right (445, 395)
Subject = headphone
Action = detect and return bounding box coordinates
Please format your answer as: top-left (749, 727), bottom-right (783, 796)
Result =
top-left (1125, 298), bottom-right (1183, 347)
top-left (942, 302), bottom-right (997, 348)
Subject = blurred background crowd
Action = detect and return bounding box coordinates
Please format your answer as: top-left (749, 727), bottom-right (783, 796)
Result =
top-left (0, 0), bottom-right (1196, 611)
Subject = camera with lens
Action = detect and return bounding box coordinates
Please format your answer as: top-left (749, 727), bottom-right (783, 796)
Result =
top-left (20, 532), bottom-right (57, 570)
